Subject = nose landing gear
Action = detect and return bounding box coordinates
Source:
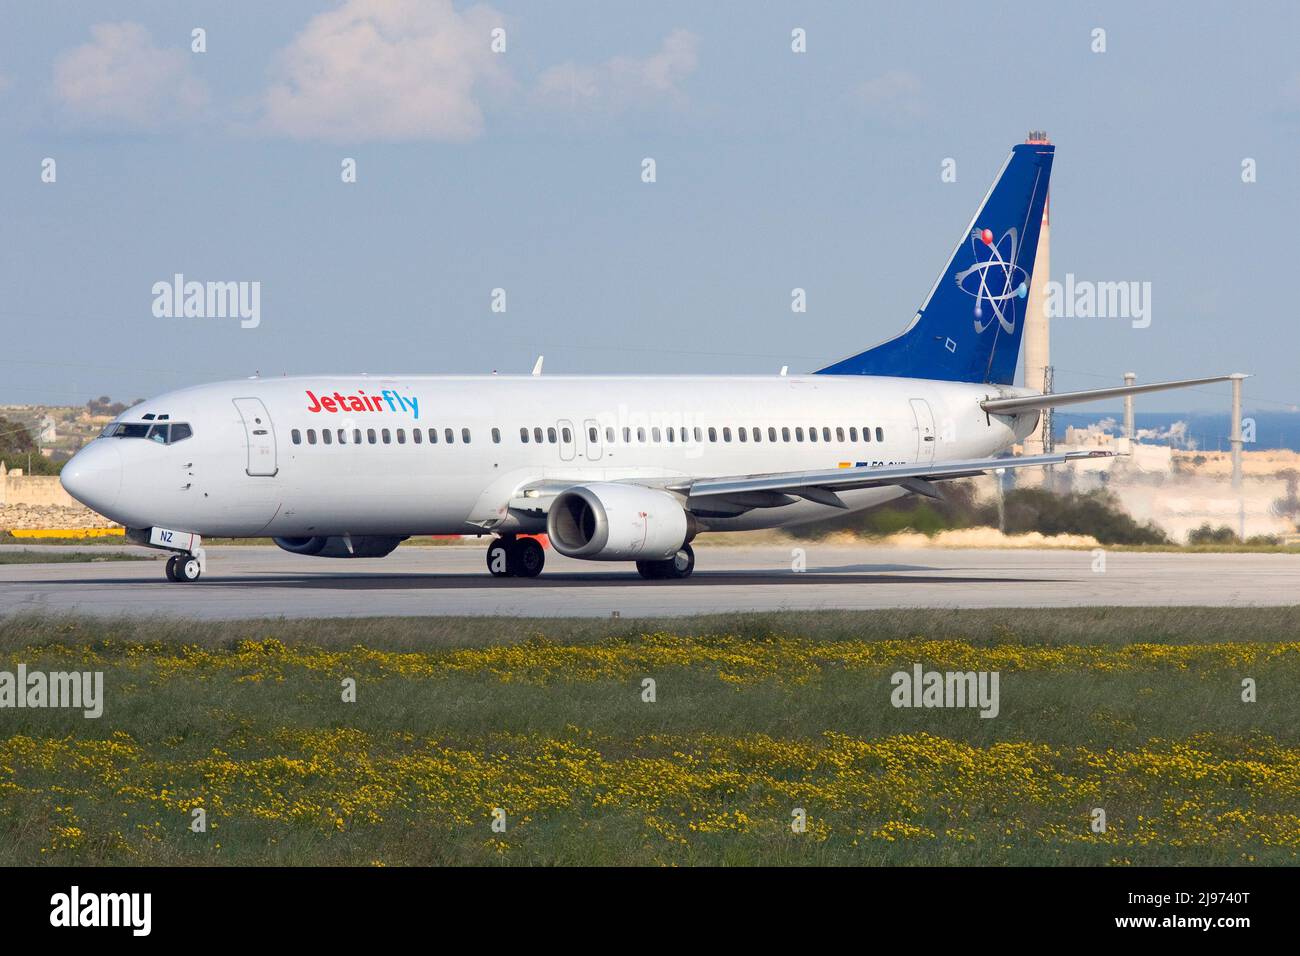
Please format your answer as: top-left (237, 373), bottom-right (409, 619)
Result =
top-left (164, 553), bottom-right (203, 582)
top-left (486, 535), bottom-right (546, 578)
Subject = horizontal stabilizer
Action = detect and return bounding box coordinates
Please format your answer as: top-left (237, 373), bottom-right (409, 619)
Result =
top-left (980, 374), bottom-right (1245, 415)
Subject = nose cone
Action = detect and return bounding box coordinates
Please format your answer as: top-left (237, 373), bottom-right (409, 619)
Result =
top-left (61, 440), bottom-right (122, 515)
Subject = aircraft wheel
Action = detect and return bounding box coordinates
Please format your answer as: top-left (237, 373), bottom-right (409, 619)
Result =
top-left (486, 539), bottom-right (515, 577)
top-left (165, 555), bottom-right (180, 581)
top-left (635, 560), bottom-right (662, 580)
top-left (178, 556), bottom-right (202, 582)
top-left (667, 543), bottom-right (695, 579)
top-left (514, 537), bottom-right (545, 578)
top-left (637, 544), bottom-right (695, 581)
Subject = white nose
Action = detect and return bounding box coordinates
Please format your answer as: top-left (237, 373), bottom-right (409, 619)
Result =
top-left (61, 440), bottom-right (123, 514)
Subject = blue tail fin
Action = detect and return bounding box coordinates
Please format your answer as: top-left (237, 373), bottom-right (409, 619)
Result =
top-left (816, 142), bottom-right (1054, 385)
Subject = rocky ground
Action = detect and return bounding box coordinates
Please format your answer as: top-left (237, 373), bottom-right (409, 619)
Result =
top-left (0, 504), bottom-right (119, 530)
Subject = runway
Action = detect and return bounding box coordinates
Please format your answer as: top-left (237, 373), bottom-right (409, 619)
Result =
top-left (1, 542), bottom-right (1297, 619)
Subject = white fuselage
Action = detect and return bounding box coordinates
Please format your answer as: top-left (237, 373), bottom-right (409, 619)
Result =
top-left (63, 374), bottom-right (1038, 538)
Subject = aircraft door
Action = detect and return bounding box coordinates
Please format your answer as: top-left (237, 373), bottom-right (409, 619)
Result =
top-left (557, 419), bottom-right (577, 462)
top-left (909, 398), bottom-right (936, 464)
top-left (233, 397), bottom-right (278, 476)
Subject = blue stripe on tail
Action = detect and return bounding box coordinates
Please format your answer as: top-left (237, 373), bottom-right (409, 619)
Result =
top-left (816, 142), bottom-right (1054, 385)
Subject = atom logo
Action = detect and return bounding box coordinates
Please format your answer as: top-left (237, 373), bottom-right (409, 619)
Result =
top-left (955, 226), bottom-right (1029, 334)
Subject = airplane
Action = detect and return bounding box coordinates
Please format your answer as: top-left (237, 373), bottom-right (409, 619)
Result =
top-left (60, 141), bottom-right (1240, 583)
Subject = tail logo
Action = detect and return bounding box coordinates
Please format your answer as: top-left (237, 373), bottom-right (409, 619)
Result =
top-left (955, 227), bottom-right (1028, 334)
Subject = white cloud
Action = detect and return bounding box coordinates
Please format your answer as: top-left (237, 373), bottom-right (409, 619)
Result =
top-left (855, 70), bottom-right (927, 122)
top-left (53, 22), bottom-right (207, 130)
top-left (533, 29), bottom-right (699, 113)
top-left (261, 0), bottom-right (508, 143)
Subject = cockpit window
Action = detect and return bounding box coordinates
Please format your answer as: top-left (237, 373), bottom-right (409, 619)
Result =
top-left (103, 421), bottom-right (193, 444)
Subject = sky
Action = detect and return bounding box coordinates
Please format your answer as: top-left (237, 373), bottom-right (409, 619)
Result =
top-left (0, 0), bottom-right (1297, 414)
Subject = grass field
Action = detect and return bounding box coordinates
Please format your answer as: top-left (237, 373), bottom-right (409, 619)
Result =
top-left (0, 551), bottom-right (155, 564)
top-left (1, 607), bottom-right (1298, 865)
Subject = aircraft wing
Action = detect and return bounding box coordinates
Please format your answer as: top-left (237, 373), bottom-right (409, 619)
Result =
top-left (664, 450), bottom-right (1114, 511)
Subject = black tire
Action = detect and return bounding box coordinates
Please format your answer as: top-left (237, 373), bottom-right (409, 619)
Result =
top-left (636, 560), bottom-right (663, 580)
top-left (165, 555), bottom-right (180, 582)
top-left (514, 538), bottom-right (545, 578)
top-left (637, 543), bottom-right (695, 580)
top-left (668, 543), bottom-right (695, 579)
top-left (486, 539), bottom-right (515, 577)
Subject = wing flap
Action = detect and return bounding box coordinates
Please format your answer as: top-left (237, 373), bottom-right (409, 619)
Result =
top-left (679, 451), bottom-right (1113, 501)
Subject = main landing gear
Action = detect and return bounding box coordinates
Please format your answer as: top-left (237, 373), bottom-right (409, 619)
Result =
top-left (636, 543), bottom-right (695, 580)
top-left (486, 535), bottom-right (546, 578)
top-left (164, 553), bottom-right (203, 583)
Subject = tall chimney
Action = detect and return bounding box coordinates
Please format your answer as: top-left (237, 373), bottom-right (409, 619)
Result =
top-left (1022, 131), bottom-right (1052, 459)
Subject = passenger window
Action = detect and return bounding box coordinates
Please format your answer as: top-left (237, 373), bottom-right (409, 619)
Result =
top-left (354, 429), bottom-right (362, 444)
top-left (445, 428), bottom-right (455, 444)
top-left (547, 427), bottom-right (557, 444)
top-left (666, 427), bottom-right (675, 443)
top-left (382, 429), bottom-right (391, 444)
top-left (876, 427), bottom-right (884, 442)
top-left (413, 429), bottom-right (421, 444)
top-left (322, 429), bottom-right (333, 445)
top-left (520, 427), bottom-right (529, 443)
top-left (850, 427), bottom-right (858, 442)
top-left (605, 426), bottom-right (615, 443)
top-left (809, 428), bottom-right (817, 443)
top-left (337, 429), bottom-right (346, 445)
top-left (737, 427), bottom-right (746, 443)
top-left (823, 427), bottom-right (832, 442)
top-left (708, 427), bottom-right (717, 442)
top-left (561, 427), bottom-right (571, 443)
top-left (694, 427), bottom-right (703, 442)
top-left (396, 429), bottom-right (405, 444)
top-left (651, 427), bottom-right (660, 442)
top-left (307, 429), bottom-right (317, 445)
top-left (534, 427), bottom-right (543, 444)
top-left (752, 427), bottom-right (761, 442)
top-left (463, 428), bottom-right (471, 444)
top-left (623, 427), bottom-right (631, 443)
top-left (863, 426), bottom-right (871, 443)
top-left (768, 426), bottom-right (777, 442)
top-left (292, 428), bottom-right (302, 445)
top-left (636, 427), bottom-right (646, 443)
top-left (428, 428), bottom-right (437, 444)
top-left (588, 426), bottom-right (597, 443)
top-left (795, 427), bottom-right (804, 442)
top-left (836, 427), bottom-right (845, 442)
top-left (368, 429), bottom-right (377, 444)
top-left (492, 428), bottom-right (501, 444)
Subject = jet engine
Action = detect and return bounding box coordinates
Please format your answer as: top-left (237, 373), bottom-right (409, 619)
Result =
top-left (272, 535), bottom-right (405, 558)
top-left (546, 483), bottom-right (692, 560)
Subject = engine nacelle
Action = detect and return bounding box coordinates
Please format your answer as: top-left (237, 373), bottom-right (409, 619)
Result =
top-left (272, 535), bottom-right (405, 558)
top-left (547, 483), bottom-right (690, 560)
